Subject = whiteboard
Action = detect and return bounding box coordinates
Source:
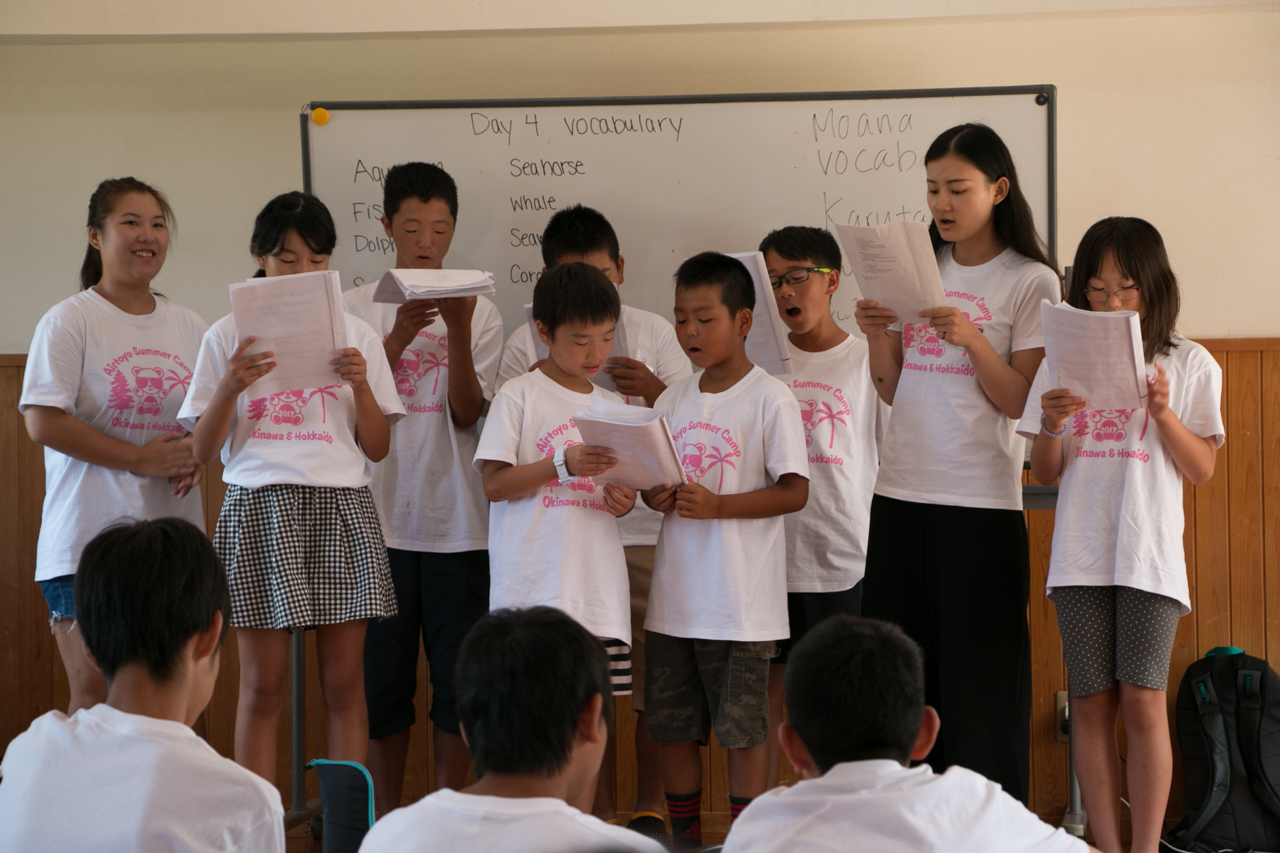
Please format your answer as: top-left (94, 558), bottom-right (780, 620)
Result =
top-left (303, 87), bottom-right (1055, 337)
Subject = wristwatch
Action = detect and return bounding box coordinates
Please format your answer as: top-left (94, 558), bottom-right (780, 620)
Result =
top-left (553, 445), bottom-right (575, 484)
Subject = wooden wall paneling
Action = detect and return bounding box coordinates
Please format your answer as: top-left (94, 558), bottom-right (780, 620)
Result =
top-left (1227, 352), bottom-right (1265, 654)
top-left (1195, 351), bottom-right (1232, 653)
top-left (1264, 353), bottom-right (1280, 664)
top-left (615, 696), bottom-right (639, 817)
top-left (1166, 481), bottom-right (1199, 823)
top-left (1026, 501), bottom-right (1067, 822)
top-left (0, 369), bottom-right (24, 750)
top-left (17, 365), bottom-right (57, 731)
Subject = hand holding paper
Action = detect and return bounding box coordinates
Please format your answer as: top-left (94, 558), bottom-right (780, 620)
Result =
top-left (1040, 300), bottom-right (1148, 412)
top-left (729, 251), bottom-right (792, 376)
top-left (373, 269), bottom-right (496, 304)
top-left (834, 221), bottom-right (948, 323)
top-left (228, 271), bottom-right (349, 397)
top-left (572, 397), bottom-right (687, 490)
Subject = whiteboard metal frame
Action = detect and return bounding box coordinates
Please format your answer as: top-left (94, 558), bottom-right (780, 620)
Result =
top-left (300, 84), bottom-right (1057, 265)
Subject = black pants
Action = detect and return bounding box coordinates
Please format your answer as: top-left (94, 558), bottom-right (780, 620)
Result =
top-left (861, 495), bottom-right (1031, 803)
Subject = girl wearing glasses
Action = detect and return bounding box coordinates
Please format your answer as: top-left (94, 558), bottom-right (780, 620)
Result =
top-left (1019, 217), bottom-right (1221, 853)
top-left (854, 123), bottom-right (1060, 804)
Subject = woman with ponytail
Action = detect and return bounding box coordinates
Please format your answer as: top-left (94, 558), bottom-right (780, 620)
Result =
top-left (854, 124), bottom-right (1061, 803)
top-left (20, 178), bottom-right (208, 713)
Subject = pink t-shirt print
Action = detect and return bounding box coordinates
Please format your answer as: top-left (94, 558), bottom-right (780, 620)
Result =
top-left (902, 289), bottom-right (993, 363)
top-left (794, 382), bottom-right (853, 454)
top-left (1071, 408), bottom-right (1152, 463)
top-left (387, 328), bottom-right (448, 414)
top-left (104, 347), bottom-right (193, 433)
top-left (672, 420), bottom-right (742, 494)
top-left (245, 386), bottom-right (342, 445)
top-left (534, 422), bottom-right (601, 502)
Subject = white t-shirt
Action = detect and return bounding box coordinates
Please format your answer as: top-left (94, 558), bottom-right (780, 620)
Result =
top-left (0, 704), bottom-right (284, 853)
top-left (496, 303), bottom-right (692, 547)
top-left (473, 369), bottom-right (631, 644)
top-left (357, 788), bottom-right (666, 853)
top-left (876, 246), bottom-right (1060, 510)
top-left (1017, 335), bottom-right (1223, 612)
top-left (784, 336), bottom-right (890, 592)
top-left (648, 367), bottom-right (810, 641)
top-left (722, 760), bottom-right (1086, 853)
top-left (344, 286), bottom-right (504, 552)
top-left (178, 312), bottom-right (405, 489)
top-left (19, 290), bottom-right (208, 581)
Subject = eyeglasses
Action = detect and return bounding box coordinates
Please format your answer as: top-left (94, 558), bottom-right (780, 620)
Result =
top-left (1084, 285), bottom-right (1141, 304)
top-left (769, 267), bottom-right (833, 290)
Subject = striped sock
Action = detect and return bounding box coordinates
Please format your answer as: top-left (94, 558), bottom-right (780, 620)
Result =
top-left (665, 789), bottom-right (702, 849)
top-left (729, 794), bottom-right (753, 823)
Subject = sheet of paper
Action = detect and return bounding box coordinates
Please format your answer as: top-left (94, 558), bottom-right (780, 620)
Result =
top-left (573, 397), bottom-right (687, 490)
top-left (373, 269), bottom-right (496, 304)
top-left (228, 271), bottom-right (349, 397)
top-left (728, 251), bottom-right (791, 376)
top-left (525, 303), bottom-right (633, 393)
top-left (833, 221), bottom-right (948, 323)
top-left (1041, 300), bottom-right (1148, 411)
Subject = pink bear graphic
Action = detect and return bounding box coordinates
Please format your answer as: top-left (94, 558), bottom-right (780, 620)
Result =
top-left (1089, 409), bottom-right (1133, 443)
top-left (245, 389), bottom-right (308, 426)
top-left (904, 323), bottom-right (945, 359)
top-left (130, 366), bottom-right (169, 416)
top-left (681, 442), bottom-right (708, 481)
top-left (394, 349), bottom-right (430, 398)
top-left (680, 441), bottom-right (737, 492)
top-left (798, 400), bottom-right (819, 447)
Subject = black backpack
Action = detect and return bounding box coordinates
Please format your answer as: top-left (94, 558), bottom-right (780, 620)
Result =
top-left (1167, 647), bottom-right (1280, 852)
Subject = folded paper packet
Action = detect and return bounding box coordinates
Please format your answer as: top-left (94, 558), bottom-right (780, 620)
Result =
top-left (572, 396), bottom-right (687, 491)
top-left (372, 269), bottom-right (496, 304)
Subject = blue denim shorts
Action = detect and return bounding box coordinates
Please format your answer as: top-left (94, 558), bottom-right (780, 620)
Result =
top-left (38, 574), bottom-right (76, 624)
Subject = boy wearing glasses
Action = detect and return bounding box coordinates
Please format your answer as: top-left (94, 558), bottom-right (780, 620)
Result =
top-left (760, 226), bottom-right (890, 786)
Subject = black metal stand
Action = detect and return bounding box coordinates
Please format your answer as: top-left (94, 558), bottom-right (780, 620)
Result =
top-left (284, 629), bottom-right (322, 830)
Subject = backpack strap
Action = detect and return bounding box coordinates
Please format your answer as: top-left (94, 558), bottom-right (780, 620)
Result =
top-left (1234, 662), bottom-right (1280, 823)
top-left (1178, 671), bottom-right (1234, 846)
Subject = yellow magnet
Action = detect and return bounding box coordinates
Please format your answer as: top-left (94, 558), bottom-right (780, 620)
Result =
top-left (312, 108), bottom-right (330, 126)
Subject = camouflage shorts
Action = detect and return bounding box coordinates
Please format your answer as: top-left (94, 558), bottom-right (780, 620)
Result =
top-left (643, 630), bottom-right (778, 749)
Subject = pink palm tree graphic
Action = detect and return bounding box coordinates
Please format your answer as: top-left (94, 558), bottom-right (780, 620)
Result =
top-left (165, 369), bottom-right (192, 396)
top-left (422, 351), bottom-right (448, 395)
top-left (703, 446), bottom-right (738, 493)
top-left (810, 402), bottom-right (847, 449)
top-left (307, 385), bottom-right (342, 423)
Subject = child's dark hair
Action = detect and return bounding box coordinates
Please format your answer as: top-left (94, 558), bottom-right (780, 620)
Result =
top-left (785, 615), bottom-right (924, 772)
top-left (532, 262), bottom-right (621, 337)
top-left (456, 607), bottom-right (613, 778)
top-left (1068, 216), bottom-right (1180, 363)
top-left (758, 226), bottom-right (842, 273)
top-left (75, 517), bottom-right (231, 685)
top-left (925, 124), bottom-right (1059, 279)
top-left (81, 177), bottom-right (175, 291)
top-left (675, 252), bottom-right (755, 317)
top-left (383, 162), bottom-right (458, 222)
top-left (541, 205), bottom-right (620, 268)
top-left (249, 191), bottom-right (336, 278)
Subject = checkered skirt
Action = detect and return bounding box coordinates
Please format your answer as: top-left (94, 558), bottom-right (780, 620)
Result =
top-left (214, 484), bottom-right (397, 630)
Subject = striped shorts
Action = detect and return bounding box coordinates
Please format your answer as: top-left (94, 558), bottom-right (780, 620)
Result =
top-left (602, 638), bottom-right (633, 696)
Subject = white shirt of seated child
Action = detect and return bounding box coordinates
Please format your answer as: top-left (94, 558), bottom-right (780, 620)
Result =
top-left (357, 788), bottom-right (666, 853)
top-left (0, 703), bottom-right (285, 853)
top-left (721, 759), bottom-right (1087, 853)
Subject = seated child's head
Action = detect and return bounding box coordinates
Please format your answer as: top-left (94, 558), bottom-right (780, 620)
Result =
top-left (532, 262), bottom-right (621, 382)
top-left (75, 517), bottom-right (231, 723)
top-left (759, 226), bottom-right (843, 336)
top-left (455, 607), bottom-right (613, 789)
top-left (381, 162), bottom-right (458, 270)
top-left (541, 205), bottom-right (624, 284)
top-left (673, 252), bottom-right (755, 369)
top-left (782, 615), bottom-right (938, 776)
top-left (1067, 216), bottom-right (1178, 364)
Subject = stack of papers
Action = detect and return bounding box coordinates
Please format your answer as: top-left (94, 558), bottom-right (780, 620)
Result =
top-left (373, 269), bottom-right (496, 304)
top-left (572, 397), bottom-right (687, 490)
top-left (833, 221), bottom-right (948, 322)
top-left (525, 304), bottom-right (637, 394)
top-left (229, 271), bottom-right (349, 397)
top-left (1041, 300), bottom-right (1148, 411)
top-left (729, 251), bottom-right (792, 376)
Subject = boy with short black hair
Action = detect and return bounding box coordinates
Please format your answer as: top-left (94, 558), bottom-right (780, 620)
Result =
top-left (357, 606), bottom-right (665, 853)
top-left (722, 615), bottom-right (1096, 853)
top-left (496, 204), bottom-right (690, 836)
top-left (758, 225), bottom-right (889, 785)
top-left (642, 252), bottom-right (810, 848)
top-left (344, 161), bottom-right (505, 810)
top-left (0, 518), bottom-right (284, 853)
top-left (474, 263), bottom-right (638, 777)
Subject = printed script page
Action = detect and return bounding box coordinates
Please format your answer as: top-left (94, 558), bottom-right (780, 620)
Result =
top-left (1041, 300), bottom-right (1148, 412)
top-left (833, 221), bottom-right (948, 323)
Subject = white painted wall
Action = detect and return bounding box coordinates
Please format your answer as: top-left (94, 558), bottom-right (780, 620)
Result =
top-left (0, 7), bottom-right (1276, 352)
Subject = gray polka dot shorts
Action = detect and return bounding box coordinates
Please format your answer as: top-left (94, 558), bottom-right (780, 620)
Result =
top-left (1050, 585), bottom-right (1182, 697)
